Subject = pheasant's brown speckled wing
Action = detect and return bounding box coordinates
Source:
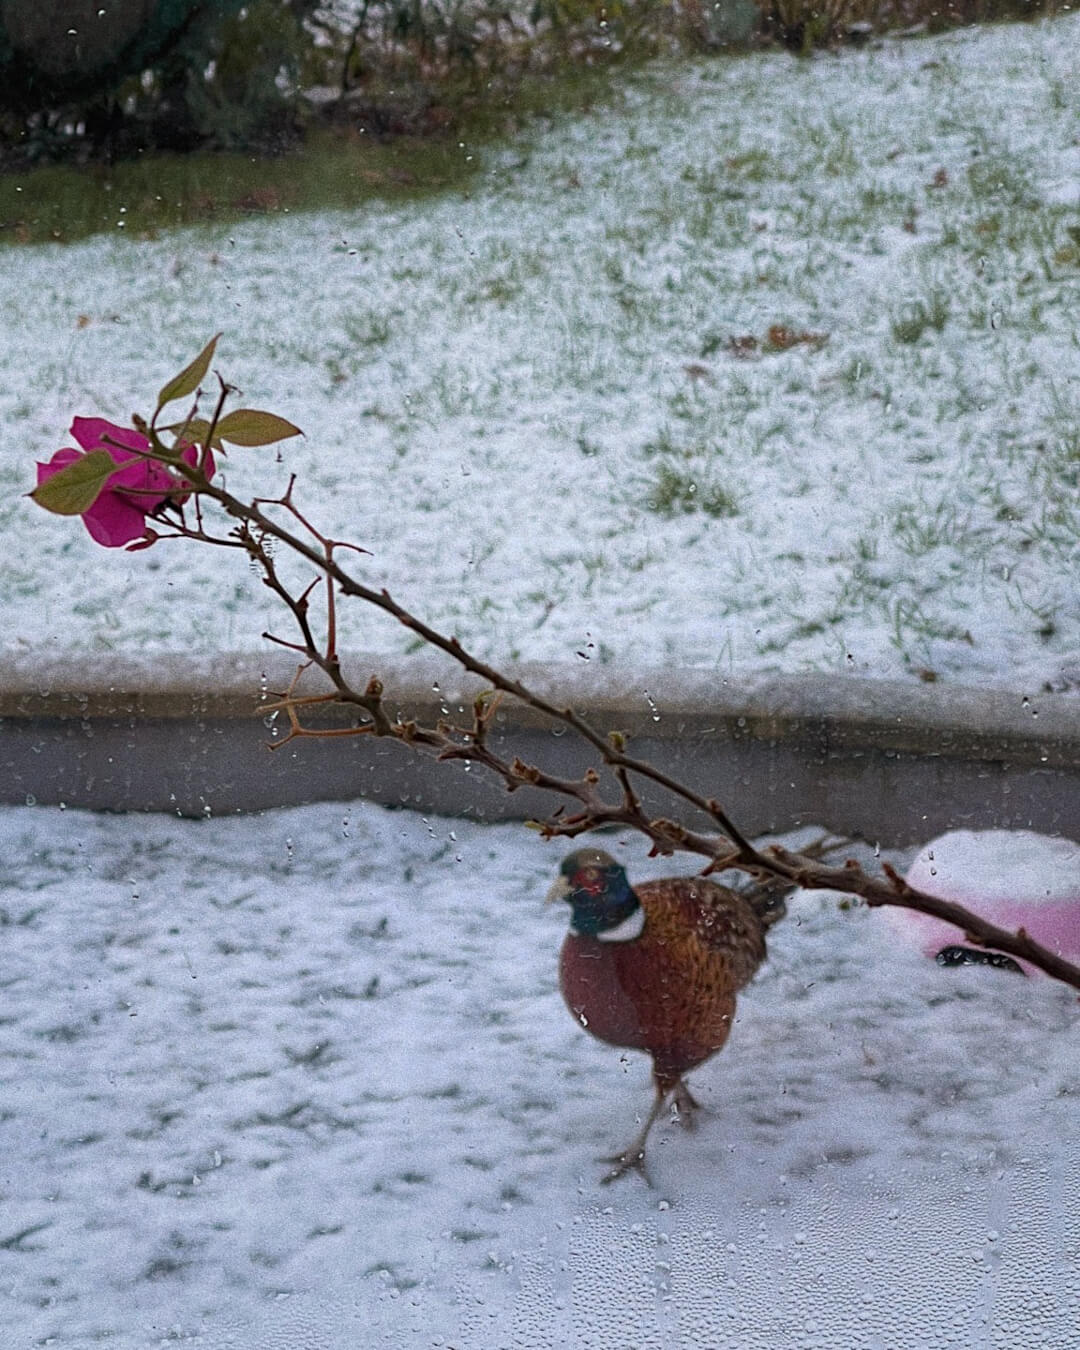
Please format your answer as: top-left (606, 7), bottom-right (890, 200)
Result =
top-left (637, 877), bottom-right (766, 989)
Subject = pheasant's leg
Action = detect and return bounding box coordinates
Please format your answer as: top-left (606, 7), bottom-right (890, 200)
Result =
top-left (600, 1082), bottom-right (671, 1185)
top-left (671, 1077), bottom-right (702, 1129)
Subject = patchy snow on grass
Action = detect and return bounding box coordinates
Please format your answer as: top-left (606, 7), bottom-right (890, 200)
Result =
top-left (2, 18), bottom-right (1079, 690)
top-left (1, 802), bottom-right (1077, 1347)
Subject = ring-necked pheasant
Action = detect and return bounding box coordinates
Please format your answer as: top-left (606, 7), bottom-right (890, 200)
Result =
top-left (549, 847), bottom-right (786, 1183)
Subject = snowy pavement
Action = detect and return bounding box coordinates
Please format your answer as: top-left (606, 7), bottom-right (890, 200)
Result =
top-left (1, 802), bottom-right (1077, 1347)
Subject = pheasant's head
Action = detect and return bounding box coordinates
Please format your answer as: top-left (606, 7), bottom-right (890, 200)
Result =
top-left (547, 848), bottom-right (644, 940)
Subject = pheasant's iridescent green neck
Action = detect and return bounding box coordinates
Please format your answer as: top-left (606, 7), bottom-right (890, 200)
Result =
top-left (566, 862), bottom-right (642, 939)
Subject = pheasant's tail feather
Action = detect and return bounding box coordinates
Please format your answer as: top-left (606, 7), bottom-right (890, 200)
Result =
top-left (741, 833), bottom-right (854, 928)
top-left (742, 876), bottom-right (792, 929)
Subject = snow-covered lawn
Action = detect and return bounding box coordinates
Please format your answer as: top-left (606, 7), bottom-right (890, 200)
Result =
top-left (1, 802), bottom-right (1077, 1348)
top-left (3, 18), bottom-right (1079, 690)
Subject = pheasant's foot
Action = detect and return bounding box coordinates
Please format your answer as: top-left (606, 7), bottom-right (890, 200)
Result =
top-left (598, 1087), bottom-right (670, 1184)
top-left (600, 1147), bottom-right (653, 1186)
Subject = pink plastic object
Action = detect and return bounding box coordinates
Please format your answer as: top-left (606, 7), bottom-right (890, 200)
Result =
top-left (887, 830), bottom-right (1080, 974)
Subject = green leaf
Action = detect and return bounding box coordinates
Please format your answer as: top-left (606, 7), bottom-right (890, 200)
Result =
top-left (215, 409), bottom-right (303, 447)
top-left (30, 451), bottom-right (117, 516)
top-left (156, 333), bottom-right (221, 412)
top-left (165, 417), bottom-right (220, 449)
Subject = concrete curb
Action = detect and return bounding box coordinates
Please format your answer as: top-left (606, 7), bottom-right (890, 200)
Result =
top-left (2, 650), bottom-right (1078, 845)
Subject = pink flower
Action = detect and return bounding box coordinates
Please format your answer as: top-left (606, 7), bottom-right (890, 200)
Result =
top-left (36, 417), bottom-right (214, 549)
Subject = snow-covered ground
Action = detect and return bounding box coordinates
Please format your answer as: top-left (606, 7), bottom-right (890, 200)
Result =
top-left (3, 17), bottom-right (1079, 690)
top-left (3, 18), bottom-right (1080, 1346)
top-left (2, 802), bottom-right (1078, 1348)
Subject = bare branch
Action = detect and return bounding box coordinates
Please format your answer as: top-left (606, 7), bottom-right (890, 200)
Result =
top-left (138, 440), bottom-right (1080, 994)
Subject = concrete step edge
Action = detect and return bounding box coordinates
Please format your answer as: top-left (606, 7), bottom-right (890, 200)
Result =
top-left (1, 649), bottom-right (1077, 769)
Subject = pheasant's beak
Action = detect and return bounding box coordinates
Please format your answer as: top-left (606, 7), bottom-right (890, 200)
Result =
top-left (546, 875), bottom-right (571, 904)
